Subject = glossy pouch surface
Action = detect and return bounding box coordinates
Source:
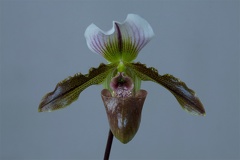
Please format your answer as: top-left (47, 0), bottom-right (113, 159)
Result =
top-left (101, 89), bottom-right (147, 143)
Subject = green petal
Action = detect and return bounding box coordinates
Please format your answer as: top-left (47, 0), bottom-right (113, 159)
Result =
top-left (38, 63), bottom-right (116, 112)
top-left (127, 62), bottom-right (206, 116)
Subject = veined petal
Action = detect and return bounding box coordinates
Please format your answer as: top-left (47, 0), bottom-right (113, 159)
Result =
top-left (126, 62), bottom-right (206, 116)
top-left (38, 63), bottom-right (116, 112)
top-left (85, 14), bottom-right (154, 63)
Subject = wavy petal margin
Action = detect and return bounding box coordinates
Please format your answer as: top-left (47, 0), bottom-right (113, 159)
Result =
top-left (84, 14), bottom-right (154, 62)
top-left (38, 63), bottom-right (116, 112)
top-left (127, 62), bottom-right (206, 116)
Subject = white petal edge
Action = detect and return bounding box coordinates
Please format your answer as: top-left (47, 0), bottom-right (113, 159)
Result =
top-left (117, 14), bottom-right (155, 53)
top-left (84, 14), bottom-right (155, 60)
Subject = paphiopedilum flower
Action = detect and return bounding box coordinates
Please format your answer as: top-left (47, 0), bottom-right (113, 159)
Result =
top-left (39, 14), bottom-right (205, 144)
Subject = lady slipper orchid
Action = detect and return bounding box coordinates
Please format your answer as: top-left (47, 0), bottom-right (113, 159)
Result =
top-left (39, 14), bottom-right (205, 144)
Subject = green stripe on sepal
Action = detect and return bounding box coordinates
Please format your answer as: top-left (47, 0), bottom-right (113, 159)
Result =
top-left (39, 63), bottom-right (116, 112)
top-left (126, 62), bottom-right (205, 116)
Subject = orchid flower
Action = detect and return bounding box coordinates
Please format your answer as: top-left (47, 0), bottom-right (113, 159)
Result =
top-left (39, 14), bottom-right (205, 144)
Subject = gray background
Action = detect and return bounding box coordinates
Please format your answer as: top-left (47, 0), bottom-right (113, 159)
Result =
top-left (1, 0), bottom-right (239, 159)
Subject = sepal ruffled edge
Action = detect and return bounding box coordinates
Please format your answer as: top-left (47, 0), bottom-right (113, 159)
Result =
top-left (126, 62), bottom-right (206, 116)
top-left (39, 63), bottom-right (116, 112)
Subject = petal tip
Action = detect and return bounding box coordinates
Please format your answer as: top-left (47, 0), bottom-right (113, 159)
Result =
top-left (38, 108), bottom-right (42, 112)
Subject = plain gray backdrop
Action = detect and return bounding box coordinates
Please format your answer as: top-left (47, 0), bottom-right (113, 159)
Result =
top-left (1, 0), bottom-right (239, 159)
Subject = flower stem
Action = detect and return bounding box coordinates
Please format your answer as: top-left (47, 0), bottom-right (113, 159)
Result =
top-left (104, 129), bottom-right (113, 160)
